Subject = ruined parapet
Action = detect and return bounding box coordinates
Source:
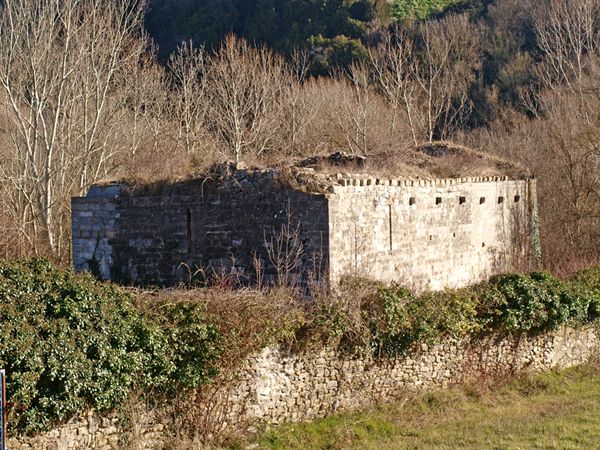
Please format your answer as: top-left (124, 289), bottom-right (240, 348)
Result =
top-left (72, 172), bottom-right (330, 286)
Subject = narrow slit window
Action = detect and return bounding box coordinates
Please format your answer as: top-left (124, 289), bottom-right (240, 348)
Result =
top-left (459, 196), bottom-right (466, 205)
top-left (186, 209), bottom-right (193, 253)
top-left (409, 197), bottom-right (416, 206)
top-left (436, 197), bottom-right (442, 205)
top-left (498, 196), bottom-right (505, 204)
top-left (514, 195), bottom-right (521, 203)
top-left (480, 197), bottom-right (486, 204)
top-left (388, 204), bottom-right (393, 252)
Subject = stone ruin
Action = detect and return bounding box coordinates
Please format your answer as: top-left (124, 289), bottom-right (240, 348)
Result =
top-left (72, 147), bottom-right (539, 290)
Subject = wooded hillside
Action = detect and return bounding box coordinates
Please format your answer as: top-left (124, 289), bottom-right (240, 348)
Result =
top-left (145, 0), bottom-right (479, 64)
top-left (0, 0), bottom-right (599, 274)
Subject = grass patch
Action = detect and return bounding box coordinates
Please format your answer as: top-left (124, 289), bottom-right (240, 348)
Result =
top-left (242, 364), bottom-right (600, 449)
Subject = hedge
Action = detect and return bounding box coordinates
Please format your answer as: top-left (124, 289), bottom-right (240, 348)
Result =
top-left (316, 270), bottom-right (600, 357)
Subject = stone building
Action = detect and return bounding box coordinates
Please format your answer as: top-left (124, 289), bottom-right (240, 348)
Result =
top-left (72, 146), bottom-right (539, 290)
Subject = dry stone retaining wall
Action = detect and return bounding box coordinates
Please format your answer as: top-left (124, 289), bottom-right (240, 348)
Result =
top-left (9, 325), bottom-right (598, 449)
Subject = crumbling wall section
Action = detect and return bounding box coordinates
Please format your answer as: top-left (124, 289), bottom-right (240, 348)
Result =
top-left (72, 177), bottom-right (329, 286)
top-left (72, 184), bottom-right (122, 280)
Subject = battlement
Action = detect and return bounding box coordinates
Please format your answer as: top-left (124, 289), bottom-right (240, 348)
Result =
top-left (334, 175), bottom-right (512, 188)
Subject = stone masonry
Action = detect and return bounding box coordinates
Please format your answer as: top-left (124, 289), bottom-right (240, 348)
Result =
top-left (9, 325), bottom-right (598, 449)
top-left (71, 167), bottom-right (538, 289)
top-left (72, 171), bottom-right (329, 286)
top-left (328, 176), bottom-right (538, 289)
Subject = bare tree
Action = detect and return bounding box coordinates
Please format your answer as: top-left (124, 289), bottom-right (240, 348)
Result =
top-left (333, 62), bottom-right (377, 156)
top-left (460, 85), bottom-right (600, 273)
top-left (265, 206), bottom-right (304, 288)
top-left (206, 35), bottom-right (286, 163)
top-left (534, 0), bottom-right (600, 91)
top-left (415, 14), bottom-right (483, 142)
top-left (169, 42), bottom-right (212, 161)
top-left (532, 0), bottom-right (600, 122)
top-left (370, 15), bottom-right (482, 144)
top-left (276, 49), bottom-right (322, 159)
top-left (370, 28), bottom-right (419, 146)
top-left (0, 0), bottom-right (149, 257)
top-left (540, 91), bottom-right (600, 253)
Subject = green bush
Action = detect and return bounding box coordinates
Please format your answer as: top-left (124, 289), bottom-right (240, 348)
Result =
top-left (370, 286), bottom-right (480, 356)
top-left (147, 302), bottom-right (222, 391)
top-left (328, 269), bottom-right (600, 357)
top-left (307, 34), bottom-right (368, 75)
top-left (479, 272), bottom-right (596, 333)
top-left (569, 266), bottom-right (600, 321)
top-left (391, 0), bottom-right (471, 20)
top-left (3, 258), bottom-right (600, 435)
top-left (0, 259), bottom-right (221, 434)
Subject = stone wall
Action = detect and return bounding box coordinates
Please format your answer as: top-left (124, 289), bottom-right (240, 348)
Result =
top-left (9, 326), bottom-right (598, 449)
top-left (221, 324), bottom-right (596, 426)
top-left (72, 173), bottom-right (538, 290)
top-left (328, 176), bottom-right (537, 290)
top-left (72, 175), bottom-right (329, 286)
top-left (8, 410), bottom-right (167, 450)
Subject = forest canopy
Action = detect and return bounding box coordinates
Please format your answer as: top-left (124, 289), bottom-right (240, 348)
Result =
top-left (146, 0), bottom-right (388, 64)
top-left (145, 0), bottom-right (476, 68)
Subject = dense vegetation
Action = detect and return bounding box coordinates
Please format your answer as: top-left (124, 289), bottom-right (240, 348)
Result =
top-left (391, 0), bottom-right (474, 19)
top-left (0, 259), bottom-right (221, 434)
top-left (1, 259), bottom-right (600, 435)
top-left (145, 0), bottom-right (481, 69)
top-left (251, 365), bottom-right (600, 449)
top-left (146, 0), bottom-right (390, 65)
top-left (145, 1), bottom-right (481, 61)
top-left (310, 270), bottom-right (600, 357)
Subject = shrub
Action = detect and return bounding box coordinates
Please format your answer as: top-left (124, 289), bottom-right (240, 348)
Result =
top-left (144, 302), bottom-right (222, 391)
top-left (135, 286), bottom-right (306, 376)
top-left (0, 259), bottom-right (221, 434)
top-left (370, 286), bottom-right (480, 356)
top-left (570, 266), bottom-right (600, 289)
top-left (372, 286), bottom-right (418, 356)
top-left (569, 266), bottom-right (600, 321)
top-left (3, 259), bottom-right (600, 436)
top-left (322, 270), bottom-right (600, 357)
top-left (479, 272), bottom-right (597, 333)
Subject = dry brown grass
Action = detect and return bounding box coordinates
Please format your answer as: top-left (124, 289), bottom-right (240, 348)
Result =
top-left (128, 285), bottom-right (309, 445)
top-left (90, 140), bottom-right (532, 203)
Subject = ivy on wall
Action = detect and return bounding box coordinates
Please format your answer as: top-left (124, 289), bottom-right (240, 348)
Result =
top-left (0, 259), bottom-right (221, 434)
